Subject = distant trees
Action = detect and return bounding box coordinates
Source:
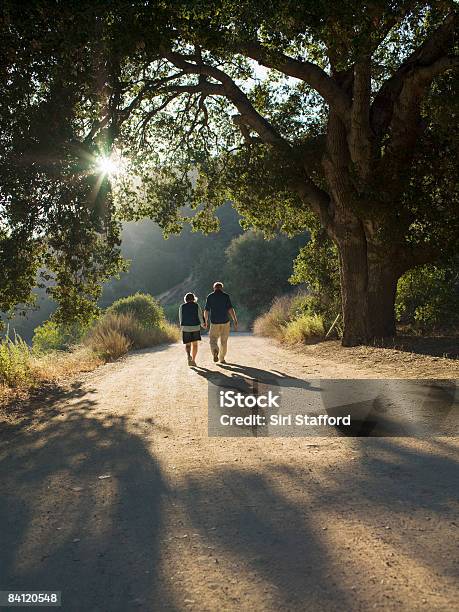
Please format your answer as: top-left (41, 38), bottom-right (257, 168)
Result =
top-left (225, 231), bottom-right (305, 314)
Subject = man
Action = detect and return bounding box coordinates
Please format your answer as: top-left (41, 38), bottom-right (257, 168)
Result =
top-left (204, 281), bottom-right (238, 364)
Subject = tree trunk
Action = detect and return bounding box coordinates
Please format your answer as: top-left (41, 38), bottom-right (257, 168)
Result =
top-left (337, 231), bottom-right (400, 346)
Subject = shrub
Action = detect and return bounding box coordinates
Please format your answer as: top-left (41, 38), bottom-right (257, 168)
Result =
top-left (105, 293), bottom-right (164, 330)
top-left (283, 313), bottom-right (325, 344)
top-left (32, 320), bottom-right (91, 353)
top-left (0, 334), bottom-right (33, 388)
top-left (396, 263), bottom-right (459, 332)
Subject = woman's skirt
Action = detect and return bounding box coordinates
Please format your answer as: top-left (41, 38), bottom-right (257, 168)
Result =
top-left (182, 330), bottom-right (202, 343)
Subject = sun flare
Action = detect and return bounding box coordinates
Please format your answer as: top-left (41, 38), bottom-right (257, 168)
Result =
top-left (96, 155), bottom-right (120, 176)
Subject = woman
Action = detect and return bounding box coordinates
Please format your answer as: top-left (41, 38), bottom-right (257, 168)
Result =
top-left (178, 292), bottom-right (206, 366)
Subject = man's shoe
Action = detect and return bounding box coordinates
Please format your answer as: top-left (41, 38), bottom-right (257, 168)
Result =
top-left (219, 358), bottom-right (227, 364)
top-left (213, 349), bottom-right (219, 362)
top-left (190, 359), bottom-right (197, 367)
top-left (187, 353), bottom-right (193, 366)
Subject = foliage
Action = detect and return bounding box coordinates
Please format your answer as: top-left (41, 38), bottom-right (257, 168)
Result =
top-left (396, 262), bottom-right (459, 332)
top-left (225, 231), bottom-right (306, 314)
top-left (290, 228), bottom-right (341, 328)
top-left (105, 293), bottom-right (164, 330)
top-left (32, 319), bottom-right (93, 353)
top-left (283, 313), bottom-right (325, 344)
top-left (1, 1), bottom-right (127, 325)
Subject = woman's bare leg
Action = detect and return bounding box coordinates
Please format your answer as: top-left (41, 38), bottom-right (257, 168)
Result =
top-left (191, 341), bottom-right (198, 360)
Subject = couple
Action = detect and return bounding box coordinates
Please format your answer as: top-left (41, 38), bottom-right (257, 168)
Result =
top-left (178, 281), bottom-right (238, 367)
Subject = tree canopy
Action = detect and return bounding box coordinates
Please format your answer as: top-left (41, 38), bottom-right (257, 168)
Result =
top-left (1, 1), bottom-right (458, 343)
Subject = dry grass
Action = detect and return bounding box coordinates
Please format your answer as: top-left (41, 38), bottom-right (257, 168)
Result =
top-left (1, 313), bottom-right (179, 406)
top-left (29, 347), bottom-right (103, 382)
top-left (0, 344), bottom-right (103, 404)
top-left (84, 313), bottom-right (179, 359)
top-left (254, 296), bottom-right (325, 344)
top-left (84, 314), bottom-right (134, 360)
top-left (253, 296), bottom-right (292, 340)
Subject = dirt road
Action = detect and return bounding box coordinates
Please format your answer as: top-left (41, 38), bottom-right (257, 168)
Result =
top-left (1, 334), bottom-right (458, 611)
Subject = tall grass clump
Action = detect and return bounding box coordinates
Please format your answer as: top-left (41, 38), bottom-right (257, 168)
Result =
top-left (84, 316), bottom-right (133, 361)
top-left (85, 309), bottom-right (179, 360)
top-left (0, 333), bottom-right (33, 388)
top-left (254, 293), bottom-right (325, 344)
top-left (283, 313), bottom-right (325, 344)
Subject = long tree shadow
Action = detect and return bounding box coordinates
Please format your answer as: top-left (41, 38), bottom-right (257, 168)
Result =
top-left (181, 469), bottom-right (355, 610)
top-left (180, 438), bottom-right (458, 608)
top-left (274, 437), bottom-right (459, 577)
top-left (0, 389), bottom-right (176, 612)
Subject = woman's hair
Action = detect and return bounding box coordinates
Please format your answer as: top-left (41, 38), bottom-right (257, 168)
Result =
top-left (184, 292), bottom-right (197, 303)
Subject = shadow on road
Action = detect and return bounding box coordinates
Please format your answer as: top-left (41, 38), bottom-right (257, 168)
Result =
top-left (0, 386), bottom-right (175, 612)
top-left (1, 373), bottom-right (457, 611)
top-left (179, 437), bottom-right (458, 608)
top-left (193, 362), bottom-right (321, 392)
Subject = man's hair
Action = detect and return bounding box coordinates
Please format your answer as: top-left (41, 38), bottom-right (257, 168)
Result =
top-left (213, 281), bottom-right (224, 290)
top-left (184, 292), bottom-right (196, 303)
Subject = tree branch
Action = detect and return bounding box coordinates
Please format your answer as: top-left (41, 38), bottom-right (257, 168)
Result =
top-left (371, 11), bottom-right (458, 138)
top-left (158, 47), bottom-right (333, 227)
top-left (240, 41), bottom-right (352, 123)
top-left (161, 47), bottom-right (289, 148)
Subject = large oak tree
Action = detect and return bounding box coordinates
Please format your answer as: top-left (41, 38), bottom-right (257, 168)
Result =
top-left (1, 1), bottom-right (458, 344)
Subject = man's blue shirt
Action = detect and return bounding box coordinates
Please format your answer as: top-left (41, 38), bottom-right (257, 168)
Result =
top-left (204, 290), bottom-right (232, 324)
